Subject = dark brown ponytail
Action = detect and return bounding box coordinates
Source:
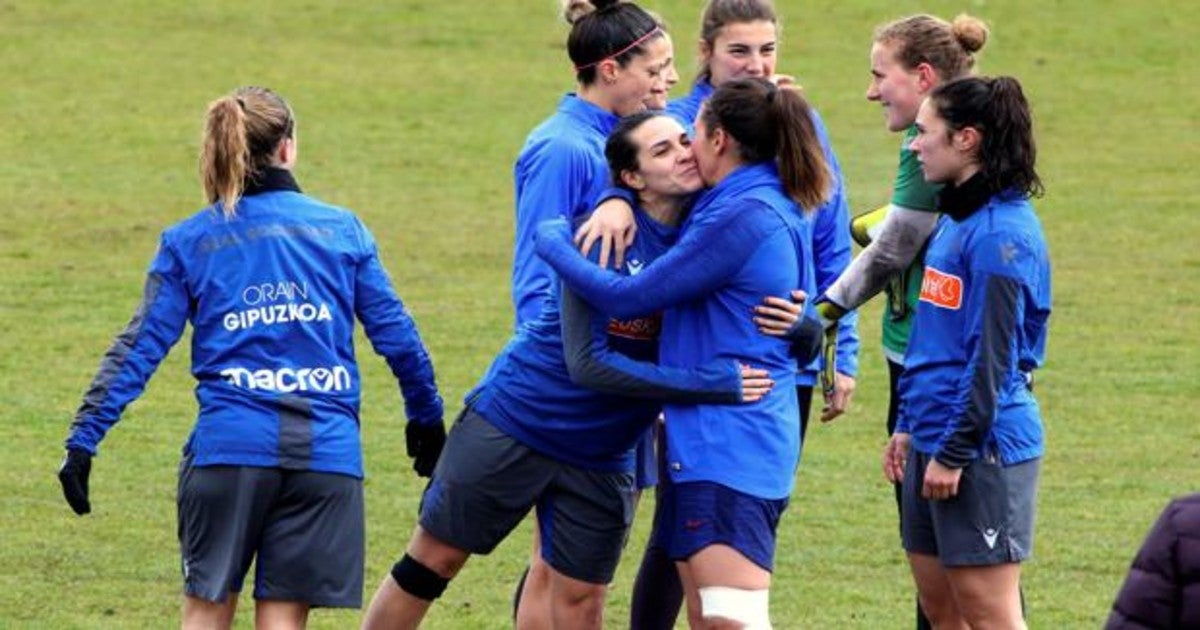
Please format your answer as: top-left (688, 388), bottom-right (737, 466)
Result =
top-left (931, 76), bottom-right (1043, 197)
top-left (701, 78), bottom-right (830, 211)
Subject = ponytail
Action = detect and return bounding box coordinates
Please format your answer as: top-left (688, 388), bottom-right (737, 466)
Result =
top-left (701, 78), bottom-right (830, 211)
top-left (772, 86), bottom-right (830, 211)
top-left (931, 76), bottom-right (1043, 198)
top-left (200, 97), bottom-right (250, 218)
top-left (198, 86), bottom-right (294, 218)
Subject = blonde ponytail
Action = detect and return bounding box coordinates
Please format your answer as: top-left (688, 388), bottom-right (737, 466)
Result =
top-left (200, 97), bottom-right (249, 218)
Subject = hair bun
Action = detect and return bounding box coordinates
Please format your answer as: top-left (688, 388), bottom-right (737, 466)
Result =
top-left (562, 0), bottom-right (622, 24)
top-left (951, 14), bottom-right (989, 54)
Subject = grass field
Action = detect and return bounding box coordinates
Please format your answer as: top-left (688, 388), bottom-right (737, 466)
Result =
top-left (2, 0), bottom-right (1197, 627)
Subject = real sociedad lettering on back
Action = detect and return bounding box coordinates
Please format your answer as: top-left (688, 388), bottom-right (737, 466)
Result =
top-left (220, 364), bottom-right (352, 393)
top-left (223, 280), bottom-right (333, 332)
top-left (919, 266), bottom-right (963, 310)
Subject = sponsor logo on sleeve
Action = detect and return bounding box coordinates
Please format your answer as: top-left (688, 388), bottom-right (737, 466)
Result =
top-left (919, 266), bottom-right (963, 310)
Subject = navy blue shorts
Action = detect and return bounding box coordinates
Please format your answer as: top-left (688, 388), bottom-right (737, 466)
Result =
top-left (176, 458), bottom-right (363, 607)
top-left (902, 449), bottom-right (1040, 567)
top-left (658, 480), bottom-right (788, 571)
top-left (419, 408), bottom-right (635, 584)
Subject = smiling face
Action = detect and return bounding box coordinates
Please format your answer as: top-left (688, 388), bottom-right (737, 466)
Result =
top-left (702, 20), bottom-right (777, 86)
top-left (620, 115), bottom-right (703, 197)
top-left (909, 97), bottom-right (978, 185)
top-left (642, 33), bottom-right (680, 110)
top-left (867, 41), bottom-right (931, 132)
top-left (604, 34), bottom-right (675, 117)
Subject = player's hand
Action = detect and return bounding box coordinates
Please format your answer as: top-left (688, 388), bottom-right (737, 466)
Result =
top-left (58, 448), bottom-right (92, 515)
top-left (882, 432), bottom-right (910, 484)
top-left (922, 458), bottom-right (962, 501)
top-left (406, 422), bottom-right (446, 478)
top-left (738, 364), bottom-right (774, 403)
top-left (770, 74), bottom-right (800, 90)
top-left (574, 197), bottom-right (636, 270)
top-left (820, 373), bottom-right (856, 423)
top-left (754, 290), bottom-right (805, 336)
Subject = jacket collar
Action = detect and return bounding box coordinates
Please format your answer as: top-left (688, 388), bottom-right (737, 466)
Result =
top-left (938, 172), bottom-right (992, 222)
top-left (244, 167), bottom-right (302, 197)
top-left (558, 93), bottom-right (620, 138)
top-left (692, 162), bottom-right (780, 214)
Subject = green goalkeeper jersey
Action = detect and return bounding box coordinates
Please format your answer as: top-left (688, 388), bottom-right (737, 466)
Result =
top-left (882, 126), bottom-right (941, 358)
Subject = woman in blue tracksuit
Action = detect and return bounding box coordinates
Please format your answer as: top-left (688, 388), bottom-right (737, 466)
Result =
top-left (55, 86), bottom-right (445, 629)
top-left (537, 77), bottom-right (832, 629)
top-left (510, 0), bottom-right (675, 329)
top-left (360, 113), bottom-right (788, 628)
top-left (882, 76), bottom-right (1050, 629)
top-left (583, 0), bottom-right (859, 438)
top-left (507, 0), bottom-right (677, 624)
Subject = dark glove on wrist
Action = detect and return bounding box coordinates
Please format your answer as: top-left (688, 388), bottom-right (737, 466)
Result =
top-left (406, 421), bottom-right (446, 478)
top-left (58, 448), bottom-right (92, 515)
top-left (785, 315), bottom-right (824, 365)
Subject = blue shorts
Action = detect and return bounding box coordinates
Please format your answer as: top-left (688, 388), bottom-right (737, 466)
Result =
top-left (902, 449), bottom-right (1040, 567)
top-left (657, 480), bottom-right (788, 571)
top-left (176, 458), bottom-right (363, 607)
top-left (420, 408), bottom-right (635, 584)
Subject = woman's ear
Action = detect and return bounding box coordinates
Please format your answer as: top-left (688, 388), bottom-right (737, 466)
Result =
top-left (711, 126), bottom-right (730, 157)
top-left (954, 126), bottom-right (981, 154)
top-left (276, 136), bottom-right (297, 168)
top-left (597, 58), bottom-right (620, 85)
top-left (914, 62), bottom-right (938, 94)
top-left (698, 38), bottom-right (712, 65)
top-left (619, 169), bottom-right (645, 191)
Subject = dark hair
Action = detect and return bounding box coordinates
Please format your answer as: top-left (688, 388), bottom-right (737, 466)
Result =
top-left (700, 78), bottom-right (830, 211)
top-left (565, 0), bottom-right (664, 85)
top-left (875, 14), bottom-right (988, 81)
top-left (697, 0), bottom-right (777, 83)
top-left (605, 111), bottom-right (662, 189)
top-left (200, 86), bottom-right (295, 218)
top-left (930, 76), bottom-right (1043, 198)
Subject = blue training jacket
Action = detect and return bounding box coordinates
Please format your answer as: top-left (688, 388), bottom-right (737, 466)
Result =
top-left (537, 162), bottom-right (813, 499)
top-left (897, 179), bottom-right (1051, 468)
top-left (668, 80), bottom-right (859, 383)
top-left (511, 94), bottom-right (619, 329)
top-left (66, 170), bottom-right (444, 478)
top-left (472, 208), bottom-right (742, 473)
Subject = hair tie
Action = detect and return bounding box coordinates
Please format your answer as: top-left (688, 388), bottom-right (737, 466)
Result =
top-left (235, 97), bottom-right (246, 111)
top-left (574, 26), bottom-right (662, 72)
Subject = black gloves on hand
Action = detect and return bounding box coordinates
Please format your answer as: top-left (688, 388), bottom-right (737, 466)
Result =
top-left (406, 421), bottom-right (446, 478)
top-left (58, 448), bottom-right (93, 515)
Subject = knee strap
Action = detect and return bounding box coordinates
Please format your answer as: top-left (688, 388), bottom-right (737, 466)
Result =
top-left (699, 586), bottom-right (772, 629)
top-left (391, 554), bottom-right (450, 601)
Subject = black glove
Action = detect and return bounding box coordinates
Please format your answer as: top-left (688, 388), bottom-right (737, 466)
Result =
top-left (58, 448), bottom-right (93, 515)
top-left (406, 421), bottom-right (446, 478)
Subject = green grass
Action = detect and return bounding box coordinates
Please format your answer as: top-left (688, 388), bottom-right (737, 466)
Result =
top-left (2, 0), bottom-right (1196, 627)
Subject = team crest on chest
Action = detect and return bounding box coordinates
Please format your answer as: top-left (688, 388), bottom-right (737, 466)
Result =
top-left (920, 266), bottom-right (963, 310)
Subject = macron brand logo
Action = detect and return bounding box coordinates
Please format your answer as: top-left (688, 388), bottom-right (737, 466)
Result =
top-left (982, 527), bottom-right (999, 550)
top-left (220, 364), bottom-right (352, 393)
top-left (626, 259), bottom-right (644, 276)
top-left (919, 266), bottom-right (963, 310)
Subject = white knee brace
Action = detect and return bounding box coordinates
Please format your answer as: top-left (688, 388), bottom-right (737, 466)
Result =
top-left (698, 586), bottom-right (772, 629)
